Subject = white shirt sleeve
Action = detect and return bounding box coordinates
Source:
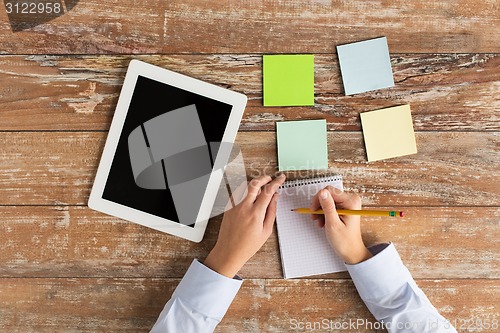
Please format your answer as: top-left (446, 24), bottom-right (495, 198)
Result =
top-left (150, 259), bottom-right (243, 333)
top-left (346, 243), bottom-right (457, 333)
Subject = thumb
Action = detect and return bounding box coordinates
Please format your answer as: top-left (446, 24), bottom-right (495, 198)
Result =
top-left (318, 189), bottom-right (336, 213)
top-left (318, 189), bottom-right (344, 236)
top-left (318, 190), bottom-right (343, 228)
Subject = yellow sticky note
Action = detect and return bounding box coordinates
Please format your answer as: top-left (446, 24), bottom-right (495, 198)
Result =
top-left (360, 105), bottom-right (417, 162)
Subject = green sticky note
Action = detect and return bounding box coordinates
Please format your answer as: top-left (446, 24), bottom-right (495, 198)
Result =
top-left (276, 119), bottom-right (328, 171)
top-left (263, 55), bottom-right (315, 106)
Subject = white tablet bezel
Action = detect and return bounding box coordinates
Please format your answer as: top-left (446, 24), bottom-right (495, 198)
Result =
top-left (88, 59), bottom-right (247, 242)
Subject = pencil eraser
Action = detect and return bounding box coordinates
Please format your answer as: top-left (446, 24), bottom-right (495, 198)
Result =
top-left (400, 211), bottom-right (405, 218)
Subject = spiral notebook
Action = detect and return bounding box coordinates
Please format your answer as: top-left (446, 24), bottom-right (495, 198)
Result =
top-left (276, 175), bottom-right (346, 278)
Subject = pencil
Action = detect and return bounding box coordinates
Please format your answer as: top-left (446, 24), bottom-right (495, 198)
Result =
top-left (291, 208), bottom-right (405, 217)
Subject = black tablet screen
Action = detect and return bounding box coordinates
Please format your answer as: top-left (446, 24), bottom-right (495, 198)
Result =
top-left (102, 76), bottom-right (232, 227)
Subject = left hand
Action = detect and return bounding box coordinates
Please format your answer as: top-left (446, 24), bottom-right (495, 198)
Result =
top-left (204, 174), bottom-right (286, 277)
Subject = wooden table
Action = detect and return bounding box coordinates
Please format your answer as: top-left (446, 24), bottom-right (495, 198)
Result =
top-left (1, 1), bottom-right (498, 332)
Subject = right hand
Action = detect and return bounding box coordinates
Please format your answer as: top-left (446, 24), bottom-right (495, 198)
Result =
top-left (310, 186), bottom-right (372, 264)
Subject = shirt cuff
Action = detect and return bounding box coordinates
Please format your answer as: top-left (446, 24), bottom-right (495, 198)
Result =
top-left (346, 243), bottom-right (412, 300)
top-left (172, 259), bottom-right (243, 320)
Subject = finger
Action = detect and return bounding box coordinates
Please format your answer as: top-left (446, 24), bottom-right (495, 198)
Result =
top-left (315, 215), bottom-right (325, 225)
top-left (263, 193), bottom-right (279, 235)
top-left (311, 185), bottom-right (345, 211)
top-left (324, 186), bottom-right (362, 226)
top-left (313, 213), bottom-right (325, 227)
top-left (310, 187), bottom-right (327, 225)
top-left (318, 189), bottom-right (344, 230)
top-left (310, 213), bottom-right (323, 222)
top-left (326, 186), bottom-right (362, 210)
top-left (245, 175), bottom-right (273, 202)
top-left (255, 174), bottom-right (286, 209)
top-left (310, 213), bottom-right (320, 221)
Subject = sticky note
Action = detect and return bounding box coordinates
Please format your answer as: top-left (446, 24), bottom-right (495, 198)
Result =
top-left (337, 37), bottom-right (394, 95)
top-left (263, 54), bottom-right (315, 106)
top-left (360, 105), bottom-right (417, 162)
top-left (276, 119), bottom-right (328, 171)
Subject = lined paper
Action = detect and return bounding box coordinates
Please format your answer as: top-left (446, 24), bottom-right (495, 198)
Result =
top-left (276, 175), bottom-right (346, 279)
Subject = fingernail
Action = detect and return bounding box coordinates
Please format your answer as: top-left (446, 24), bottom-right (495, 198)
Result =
top-left (320, 190), bottom-right (328, 199)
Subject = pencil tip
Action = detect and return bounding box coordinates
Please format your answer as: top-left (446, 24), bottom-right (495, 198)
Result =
top-left (400, 211), bottom-right (405, 218)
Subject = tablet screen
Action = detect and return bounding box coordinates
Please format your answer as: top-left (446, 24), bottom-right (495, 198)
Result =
top-left (102, 75), bottom-right (232, 227)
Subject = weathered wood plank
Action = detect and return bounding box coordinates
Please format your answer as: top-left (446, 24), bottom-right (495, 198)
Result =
top-left (0, 132), bottom-right (498, 206)
top-left (226, 279), bottom-right (499, 333)
top-left (1, 1), bottom-right (497, 331)
top-left (0, 54), bottom-right (498, 131)
top-left (0, 0), bottom-right (499, 54)
top-left (0, 278), bottom-right (497, 332)
top-left (0, 206), bottom-right (498, 279)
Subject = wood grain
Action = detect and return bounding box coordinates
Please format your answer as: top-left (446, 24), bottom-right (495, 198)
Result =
top-left (1, 0), bottom-right (498, 331)
top-left (0, 277), bottom-right (497, 333)
top-left (0, 54), bottom-right (498, 131)
top-left (0, 206), bottom-right (498, 279)
top-left (0, 132), bottom-right (498, 206)
top-left (0, 0), bottom-right (499, 54)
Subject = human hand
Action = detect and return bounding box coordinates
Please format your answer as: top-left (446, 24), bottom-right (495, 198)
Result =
top-left (204, 174), bottom-right (286, 278)
top-left (310, 186), bottom-right (372, 264)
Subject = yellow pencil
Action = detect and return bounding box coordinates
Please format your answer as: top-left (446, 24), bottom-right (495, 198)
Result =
top-left (291, 208), bottom-right (405, 217)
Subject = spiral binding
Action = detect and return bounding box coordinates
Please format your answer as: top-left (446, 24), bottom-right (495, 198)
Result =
top-left (279, 175), bottom-right (342, 189)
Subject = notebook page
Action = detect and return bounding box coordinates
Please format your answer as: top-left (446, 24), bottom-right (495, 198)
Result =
top-left (276, 175), bottom-right (346, 278)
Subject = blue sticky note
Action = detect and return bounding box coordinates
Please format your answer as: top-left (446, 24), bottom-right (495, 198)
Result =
top-left (337, 37), bottom-right (394, 95)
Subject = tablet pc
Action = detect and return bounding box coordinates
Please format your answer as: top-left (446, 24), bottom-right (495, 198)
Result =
top-left (88, 59), bottom-right (247, 242)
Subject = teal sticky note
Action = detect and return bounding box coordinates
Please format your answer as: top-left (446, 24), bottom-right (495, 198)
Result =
top-left (263, 55), bottom-right (315, 106)
top-left (276, 119), bottom-right (328, 171)
top-left (337, 37), bottom-right (394, 95)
